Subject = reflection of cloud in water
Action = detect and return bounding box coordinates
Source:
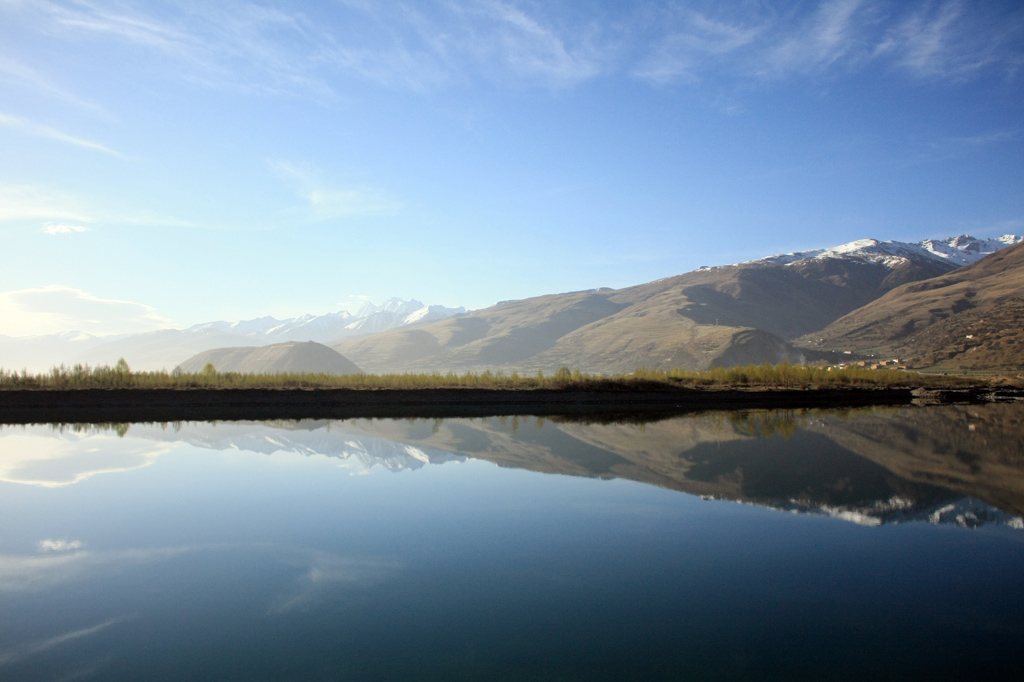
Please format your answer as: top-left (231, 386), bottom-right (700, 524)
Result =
top-left (0, 541), bottom-right (403, 615)
top-left (268, 550), bottom-right (404, 614)
top-left (0, 546), bottom-right (191, 593)
top-left (0, 426), bottom-right (174, 487)
top-left (0, 616), bottom-right (127, 667)
top-left (38, 538), bottom-right (84, 552)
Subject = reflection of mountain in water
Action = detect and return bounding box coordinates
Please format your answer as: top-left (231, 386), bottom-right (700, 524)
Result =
top-left (325, 407), bottom-right (1024, 530)
top-left (809, 405), bottom-right (1024, 517)
top-left (132, 420), bottom-right (467, 472)
top-left (12, 405), bottom-right (1024, 530)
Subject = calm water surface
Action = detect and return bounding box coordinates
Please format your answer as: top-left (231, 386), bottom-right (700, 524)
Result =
top-left (1, 405), bottom-right (1022, 681)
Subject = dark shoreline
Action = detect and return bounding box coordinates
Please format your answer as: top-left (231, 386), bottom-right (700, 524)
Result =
top-left (0, 386), bottom-right (1016, 424)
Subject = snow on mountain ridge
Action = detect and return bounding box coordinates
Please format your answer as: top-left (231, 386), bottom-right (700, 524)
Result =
top-left (403, 304), bottom-right (468, 326)
top-left (181, 299), bottom-right (464, 345)
top-left (736, 234), bottom-right (1023, 269)
top-left (1, 298), bottom-right (466, 372)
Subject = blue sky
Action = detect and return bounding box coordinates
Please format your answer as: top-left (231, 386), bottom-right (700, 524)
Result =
top-left (1, 0), bottom-right (1022, 336)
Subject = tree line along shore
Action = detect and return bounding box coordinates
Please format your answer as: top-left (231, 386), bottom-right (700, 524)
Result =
top-left (0, 358), bottom-right (1013, 392)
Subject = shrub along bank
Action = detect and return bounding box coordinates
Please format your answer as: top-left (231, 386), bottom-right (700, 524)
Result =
top-left (0, 359), bottom-right (982, 391)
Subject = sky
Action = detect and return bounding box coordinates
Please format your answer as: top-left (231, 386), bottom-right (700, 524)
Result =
top-left (1, 0), bottom-right (1023, 337)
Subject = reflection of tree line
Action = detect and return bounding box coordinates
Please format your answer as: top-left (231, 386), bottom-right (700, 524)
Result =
top-left (30, 405), bottom-right (939, 458)
top-left (39, 422), bottom-right (134, 438)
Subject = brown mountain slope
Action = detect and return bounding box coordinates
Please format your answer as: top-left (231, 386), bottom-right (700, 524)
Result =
top-left (335, 256), bottom-right (952, 374)
top-left (798, 242), bottom-right (1024, 371)
top-left (177, 341), bottom-right (363, 374)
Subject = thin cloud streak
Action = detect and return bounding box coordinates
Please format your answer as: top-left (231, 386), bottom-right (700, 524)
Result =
top-left (0, 112), bottom-right (124, 157)
top-left (470, 0), bottom-right (604, 84)
top-left (0, 617), bottom-right (128, 666)
top-left (767, 0), bottom-right (866, 73)
top-left (270, 160), bottom-right (402, 220)
top-left (0, 57), bottom-right (107, 113)
top-left (0, 184), bottom-right (96, 224)
top-left (0, 182), bottom-right (191, 228)
top-left (632, 10), bottom-right (763, 85)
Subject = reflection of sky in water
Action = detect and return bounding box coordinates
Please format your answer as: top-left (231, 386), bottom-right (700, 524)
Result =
top-left (0, 426), bottom-right (176, 487)
top-left (0, 413), bottom-right (1022, 680)
top-left (0, 421), bottom-right (469, 489)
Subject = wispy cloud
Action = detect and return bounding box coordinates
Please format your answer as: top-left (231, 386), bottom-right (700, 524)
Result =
top-left (0, 617), bottom-right (127, 666)
top-left (0, 111), bottom-right (123, 155)
top-left (10, 0), bottom-right (609, 94)
top-left (632, 0), bottom-right (1024, 85)
top-left (882, 1), bottom-right (962, 75)
top-left (895, 128), bottom-right (1023, 166)
top-left (0, 182), bottom-right (191, 228)
top-left (3, 1), bottom-right (1020, 96)
top-left (465, 0), bottom-right (604, 84)
top-left (0, 183), bottom-right (95, 224)
top-left (8, 0), bottom-right (332, 98)
top-left (0, 285), bottom-right (175, 337)
top-left (878, 1), bottom-right (1023, 79)
top-left (0, 56), bottom-right (106, 113)
top-left (43, 223), bottom-right (89, 234)
top-left (937, 128), bottom-right (1020, 149)
top-left (766, 0), bottom-right (867, 74)
top-left (270, 160), bottom-right (402, 220)
top-left (268, 550), bottom-right (402, 614)
top-left (633, 10), bottom-right (763, 85)
top-left (0, 425), bottom-right (173, 485)
top-left (0, 546), bottom-right (188, 592)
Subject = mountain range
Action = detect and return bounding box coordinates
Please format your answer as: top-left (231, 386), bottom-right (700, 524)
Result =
top-left (2, 234), bottom-right (1021, 374)
top-left (333, 234), bottom-right (1022, 374)
top-left (0, 298), bottom-right (465, 372)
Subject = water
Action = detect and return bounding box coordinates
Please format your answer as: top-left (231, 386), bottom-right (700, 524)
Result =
top-left (1, 405), bottom-right (1022, 680)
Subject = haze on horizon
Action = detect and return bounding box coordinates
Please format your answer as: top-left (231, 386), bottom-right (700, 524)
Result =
top-left (2, 0), bottom-right (1022, 337)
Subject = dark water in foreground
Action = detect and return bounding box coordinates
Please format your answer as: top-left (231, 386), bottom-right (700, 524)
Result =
top-left (1, 404), bottom-right (1022, 681)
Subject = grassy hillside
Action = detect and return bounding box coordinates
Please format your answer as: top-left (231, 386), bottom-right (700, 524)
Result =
top-left (177, 341), bottom-right (363, 375)
top-left (799, 242), bottom-right (1024, 371)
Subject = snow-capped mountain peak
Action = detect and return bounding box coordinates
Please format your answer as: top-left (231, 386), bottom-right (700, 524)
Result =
top-left (917, 234), bottom-right (1022, 265)
top-left (173, 299), bottom-right (463, 348)
top-left (403, 304), bottom-right (468, 326)
top-left (343, 298), bottom-right (465, 336)
top-left (738, 234), bottom-right (1022, 269)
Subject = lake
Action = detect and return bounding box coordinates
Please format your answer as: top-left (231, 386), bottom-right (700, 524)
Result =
top-left (1, 404), bottom-right (1022, 680)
